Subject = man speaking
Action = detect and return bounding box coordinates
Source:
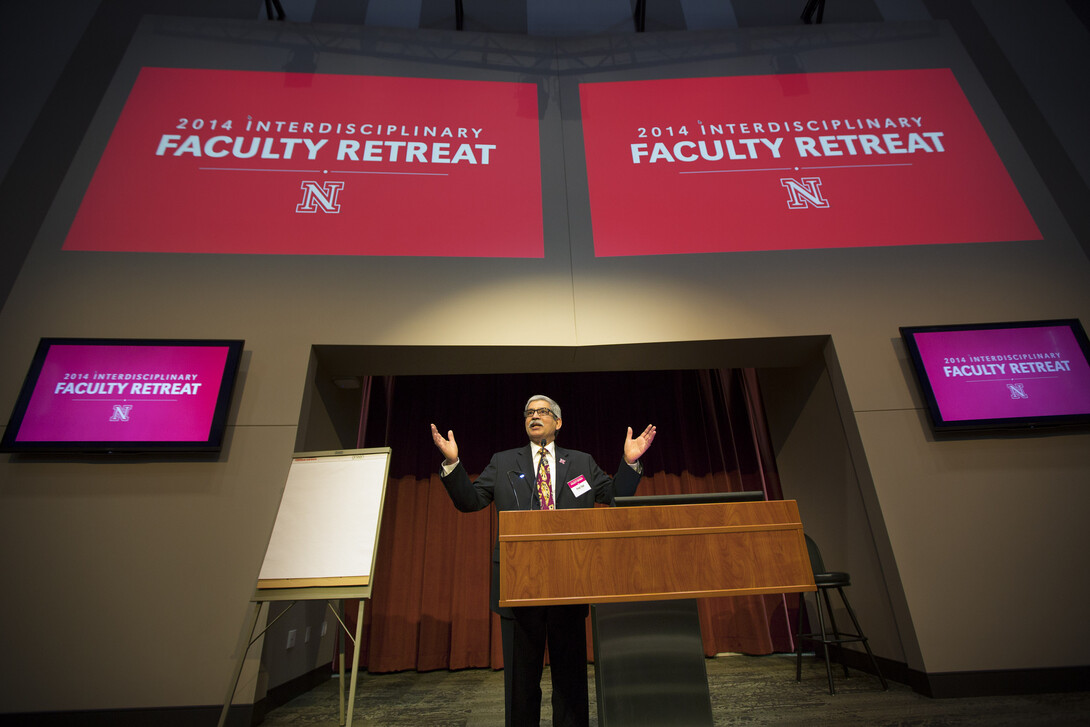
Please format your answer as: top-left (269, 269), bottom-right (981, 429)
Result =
top-left (430, 394), bottom-right (656, 727)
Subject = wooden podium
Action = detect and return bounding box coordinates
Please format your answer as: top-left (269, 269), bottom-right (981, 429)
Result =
top-left (498, 500), bottom-right (816, 726)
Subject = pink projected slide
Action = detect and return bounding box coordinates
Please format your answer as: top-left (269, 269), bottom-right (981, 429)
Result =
top-left (14, 343), bottom-right (231, 443)
top-left (908, 325), bottom-right (1090, 423)
top-left (63, 68), bottom-right (543, 257)
top-left (578, 69), bottom-right (1042, 256)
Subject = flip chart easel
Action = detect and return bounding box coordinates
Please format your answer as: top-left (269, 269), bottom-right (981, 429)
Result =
top-left (218, 447), bottom-right (392, 727)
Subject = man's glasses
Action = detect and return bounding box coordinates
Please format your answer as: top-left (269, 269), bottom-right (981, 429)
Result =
top-left (523, 408), bottom-right (556, 419)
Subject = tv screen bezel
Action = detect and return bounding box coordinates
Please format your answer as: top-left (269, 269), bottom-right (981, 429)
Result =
top-left (899, 319), bottom-right (1090, 434)
top-left (0, 337), bottom-right (244, 454)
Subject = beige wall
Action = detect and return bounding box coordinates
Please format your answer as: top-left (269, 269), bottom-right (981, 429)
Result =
top-left (858, 409), bottom-right (1090, 672)
top-left (1, 17), bottom-right (1089, 714)
top-left (759, 344), bottom-right (923, 672)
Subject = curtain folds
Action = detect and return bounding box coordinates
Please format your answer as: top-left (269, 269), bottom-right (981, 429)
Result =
top-left (349, 369), bottom-right (795, 673)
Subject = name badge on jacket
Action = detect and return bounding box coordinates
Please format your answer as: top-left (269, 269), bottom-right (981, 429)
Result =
top-left (567, 475), bottom-right (591, 498)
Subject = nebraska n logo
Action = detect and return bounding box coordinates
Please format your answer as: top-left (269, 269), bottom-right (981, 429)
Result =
top-left (780, 177), bottom-right (830, 209)
top-left (110, 405), bottom-right (133, 422)
top-left (296, 181), bottom-right (345, 213)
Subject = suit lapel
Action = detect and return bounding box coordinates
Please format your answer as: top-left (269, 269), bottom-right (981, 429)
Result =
top-left (515, 445), bottom-right (534, 509)
top-left (553, 446), bottom-right (571, 508)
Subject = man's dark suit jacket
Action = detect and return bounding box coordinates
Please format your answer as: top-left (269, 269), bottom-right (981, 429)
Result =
top-left (440, 443), bottom-right (642, 615)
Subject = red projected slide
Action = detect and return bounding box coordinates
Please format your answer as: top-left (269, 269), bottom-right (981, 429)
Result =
top-left (579, 69), bottom-right (1041, 256)
top-left (63, 68), bottom-right (543, 257)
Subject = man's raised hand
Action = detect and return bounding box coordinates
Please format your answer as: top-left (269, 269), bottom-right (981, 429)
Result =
top-left (430, 423), bottom-right (459, 465)
top-left (623, 424), bottom-right (657, 465)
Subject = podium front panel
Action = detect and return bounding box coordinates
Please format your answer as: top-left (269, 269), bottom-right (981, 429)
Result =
top-left (498, 500), bottom-right (815, 607)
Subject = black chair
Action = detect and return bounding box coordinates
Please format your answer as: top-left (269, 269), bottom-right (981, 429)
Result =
top-left (795, 535), bottom-right (888, 694)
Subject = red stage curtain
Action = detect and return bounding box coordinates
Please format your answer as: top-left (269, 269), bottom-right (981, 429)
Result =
top-left (348, 369), bottom-right (796, 672)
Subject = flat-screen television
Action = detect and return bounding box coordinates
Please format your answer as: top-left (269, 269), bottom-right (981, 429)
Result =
top-left (1, 338), bottom-right (244, 454)
top-left (900, 320), bottom-right (1090, 433)
top-left (615, 491), bottom-right (766, 507)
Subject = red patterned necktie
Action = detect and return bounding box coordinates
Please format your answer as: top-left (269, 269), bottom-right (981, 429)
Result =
top-left (536, 446), bottom-right (555, 510)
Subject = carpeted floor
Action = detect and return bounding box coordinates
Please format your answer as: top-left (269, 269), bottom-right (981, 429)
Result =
top-left (259, 654), bottom-right (1090, 726)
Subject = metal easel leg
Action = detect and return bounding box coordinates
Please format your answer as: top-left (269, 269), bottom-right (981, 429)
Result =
top-left (339, 649), bottom-right (346, 725)
top-left (218, 601), bottom-right (266, 727)
top-left (325, 601), bottom-right (349, 725)
top-left (327, 600), bottom-right (363, 726)
top-left (345, 600), bottom-right (365, 726)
